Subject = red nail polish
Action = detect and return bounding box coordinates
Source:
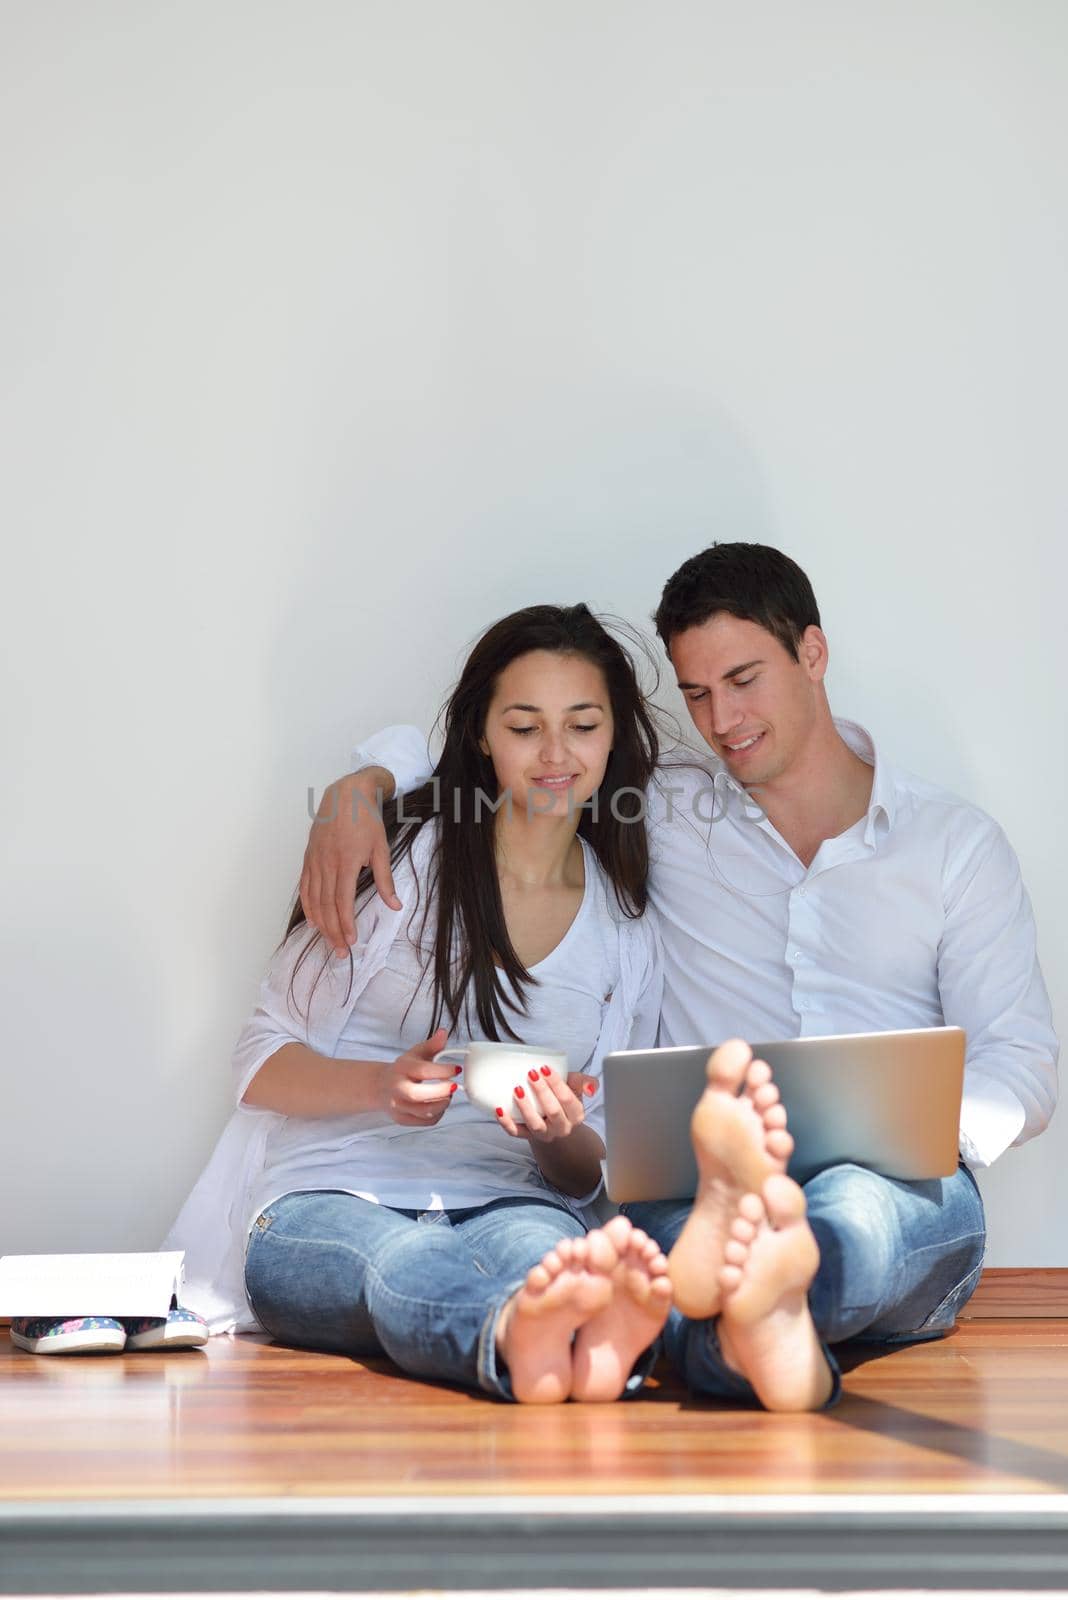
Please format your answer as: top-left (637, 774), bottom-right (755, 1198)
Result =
top-left (584, 1082), bottom-right (596, 1095)
top-left (540, 1065), bottom-right (552, 1076)
top-left (528, 1069), bottom-right (539, 1083)
top-left (454, 1065), bottom-right (462, 1075)
top-left (495, 1107), bottom-right (503, 1117)
top-left (448, 1084), bottom-right (458, 1094)
top-left (515, 1085), bottom-right (525, 1099)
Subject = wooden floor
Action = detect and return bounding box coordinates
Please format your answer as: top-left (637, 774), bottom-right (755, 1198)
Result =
top-left (1, 1316), bottom-right (1068, 1501)
top-left (1, 1271), bottom-right (1066, 1502)
top-left (1, 1273), bottom-right (1067, 1592)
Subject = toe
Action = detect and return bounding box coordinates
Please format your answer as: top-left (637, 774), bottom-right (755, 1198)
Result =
top-left (729, 1213), bottom-right (756, 1244)
top-left (745, 1058), bottom-right (773, 1090)
top-left (766, 1129), bottom-right (794, 1161)
top-left (625, 1240), bottom-right (649, 1274)
top-left (586, 1227), bottom-right (622, 1274)
top-left (724, 1238), bottom-right (748, 1266)
top-left (624, 1264), bottom-right (653, 1301)
top-left (602, 1214), bottom-right (634, 1253)
top-left (707, 1038), bottom-right (753, 1091)
top-left (737, 1191), bottom-right (765, 1225)
top-left (720, 1263), bottom-right (743, 1293)
top-left (763, 1172), bottom-right (807, 1226)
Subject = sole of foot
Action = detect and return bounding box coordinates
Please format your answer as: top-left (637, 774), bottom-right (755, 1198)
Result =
top-left (668, 1039), bottom-right (794, 1320)
top-left (716, 1172), bottom-right (833, 1413)
top-left (571, 1214), bottom-right (673, 1403)
top-left (497, 1234), bottom-right (613, 1404)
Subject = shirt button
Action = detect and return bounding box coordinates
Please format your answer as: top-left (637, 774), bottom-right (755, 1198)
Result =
top-left (793, 951), bottom-right (802, 961)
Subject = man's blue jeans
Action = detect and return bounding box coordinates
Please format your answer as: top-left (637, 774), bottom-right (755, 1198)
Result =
top-left (625, 1162), bottom-right (986, 1406)
top-left (244, 1190), bottom-right (588, 1400)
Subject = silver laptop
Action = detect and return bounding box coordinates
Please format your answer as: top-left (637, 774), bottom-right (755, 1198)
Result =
top-left (601, 1026), bottom-right (965, 1201)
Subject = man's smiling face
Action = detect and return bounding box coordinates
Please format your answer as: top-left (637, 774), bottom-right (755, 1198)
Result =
top-left (669, 612), bottom-right (827, 788)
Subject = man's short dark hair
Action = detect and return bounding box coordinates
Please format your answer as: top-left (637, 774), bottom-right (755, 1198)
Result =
top-left (654, 542), bottom-right (821, 661)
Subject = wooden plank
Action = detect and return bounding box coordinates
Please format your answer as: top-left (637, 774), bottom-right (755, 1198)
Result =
top-left (959, 1268), bottom-right (1068, 1320)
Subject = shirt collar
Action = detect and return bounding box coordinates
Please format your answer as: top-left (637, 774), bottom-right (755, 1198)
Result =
top-left (834, 718), bottom-right (896, 840)
top-left (703, 717), bottom-right (897, 839)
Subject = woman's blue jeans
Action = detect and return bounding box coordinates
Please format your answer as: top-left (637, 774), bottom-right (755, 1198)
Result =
top-left (244, 1190), bottom-right (587, 1400)
top-left (624, 1161), bottom-right (986, 1406)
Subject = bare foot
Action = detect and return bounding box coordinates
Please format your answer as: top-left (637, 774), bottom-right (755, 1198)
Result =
top-left (668, 1039), bottom-right (794, 1319)
top-left (716, 1173), bottom-right (832, 1413)
top-left (571, 1216), bottom-right (673, 1403)
top-left (495, 1235), bottom-right (612, 1404)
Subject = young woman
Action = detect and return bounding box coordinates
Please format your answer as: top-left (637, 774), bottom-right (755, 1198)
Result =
top-left (164, 604), bottom-right (671, 1403)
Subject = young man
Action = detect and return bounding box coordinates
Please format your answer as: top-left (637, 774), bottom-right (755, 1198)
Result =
top-left (298, 544), bottom-right (1058, 1408)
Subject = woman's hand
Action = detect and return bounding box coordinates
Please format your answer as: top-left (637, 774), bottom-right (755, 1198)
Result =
top-left (379, 1029), bottom-right (459, 1127)
top-left (495, 1067), bottom-right (598, 1143)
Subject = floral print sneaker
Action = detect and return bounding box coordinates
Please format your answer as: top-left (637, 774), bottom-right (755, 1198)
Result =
top-left (121, 1305), bottom-right (209, 1351)
top-left (9, 1315), bottom-right (127, 1355)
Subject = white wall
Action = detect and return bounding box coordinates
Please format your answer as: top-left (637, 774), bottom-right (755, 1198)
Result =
top-left (2, 0), bottom-right (1063, 1265)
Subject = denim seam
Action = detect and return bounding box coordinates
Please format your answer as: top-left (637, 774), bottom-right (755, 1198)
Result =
top-left (902, 1229), bottom-right (986, 1258)
top-left (476, 1287), bottom-right (526, 1400)
top-left (919, 1257), bottom-right (986, 1327)
top-left (874, 1258), bottom-right (987, 1343)
top-left (889, 1230), bottom-right (985, 1303)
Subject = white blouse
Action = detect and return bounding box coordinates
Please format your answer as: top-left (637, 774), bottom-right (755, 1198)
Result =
top-left (163, 824), bottom-right (662, 1333)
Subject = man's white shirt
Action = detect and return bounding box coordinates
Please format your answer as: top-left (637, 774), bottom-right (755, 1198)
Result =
top-left (352, 720), bottom-right (1058, 1169)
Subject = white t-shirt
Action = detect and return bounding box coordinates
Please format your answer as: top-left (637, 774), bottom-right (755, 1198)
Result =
top-left (354, 721), bottom-right (1059, 1169)
top-left (163, 822), bottom-right (662, 1332)
top-left (249, 831), bottom-right (627, 1219)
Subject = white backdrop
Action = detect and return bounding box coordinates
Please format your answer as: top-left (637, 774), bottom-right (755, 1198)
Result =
top-left (2, 0), bottom-right (1063, 1266)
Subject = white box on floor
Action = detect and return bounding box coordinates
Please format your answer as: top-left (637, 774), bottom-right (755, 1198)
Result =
top-left (0, 1250), bottom-right (184, 1317)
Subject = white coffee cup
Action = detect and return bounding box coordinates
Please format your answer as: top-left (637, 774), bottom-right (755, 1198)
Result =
top-left (433, 1040), bottom-right (570, 1116)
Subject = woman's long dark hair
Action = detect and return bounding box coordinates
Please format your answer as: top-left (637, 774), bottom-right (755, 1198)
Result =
top-left (285, 604), bottom-right (660, 1040)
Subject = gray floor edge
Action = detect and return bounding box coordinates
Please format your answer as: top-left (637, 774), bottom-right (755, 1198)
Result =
top-left (2, 1497), bottom-right (1068, 1595)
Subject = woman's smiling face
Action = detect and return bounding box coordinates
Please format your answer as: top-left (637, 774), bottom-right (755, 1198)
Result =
top-left (479, 649), bottom-right (615, 818)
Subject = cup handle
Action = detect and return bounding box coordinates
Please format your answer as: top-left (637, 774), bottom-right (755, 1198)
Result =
top-left (432, 1048), bottom-right (468, 1068)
